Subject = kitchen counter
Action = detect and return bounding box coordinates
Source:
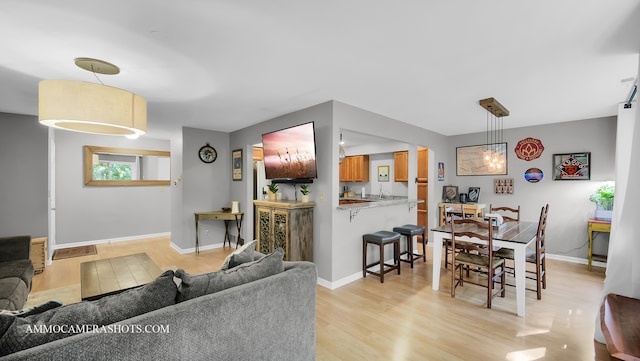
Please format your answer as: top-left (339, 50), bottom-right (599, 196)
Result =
top-left (337, 195), bottom-right (423, 209)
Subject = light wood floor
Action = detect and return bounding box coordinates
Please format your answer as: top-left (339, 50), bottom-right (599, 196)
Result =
top-left (32, 236), bottom-right (609, 360)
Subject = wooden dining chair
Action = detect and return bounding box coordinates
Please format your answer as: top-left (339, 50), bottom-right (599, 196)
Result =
top-left (450, 217), bottom-right (506, 309)
top-left (496, 204), bottom-right (548, 300)
top-left (443, 206), bottom-right (477, 269)
top-left (489, 204), bottom-right (521, 222)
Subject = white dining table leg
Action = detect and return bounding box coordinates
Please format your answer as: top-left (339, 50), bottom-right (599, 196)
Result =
top-left (431, 232), bottom-right (444, 290)
top-left (513, 244), bottom-right (526, 317)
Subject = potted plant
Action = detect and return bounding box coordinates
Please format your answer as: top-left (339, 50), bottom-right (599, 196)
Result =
top-left (300, 184), bottom-right (310, 202)
top-left (589, 183), bottom-right (614, 220)
top-left (268, 183), bottom-right (278, 201)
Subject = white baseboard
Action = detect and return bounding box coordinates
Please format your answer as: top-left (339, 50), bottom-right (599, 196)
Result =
top-left (169, 241), bottom-right (230, 255)
top-left (52, 232), bottom-right (171, 250)
top-left (318, 252), bottom-right (603, 290)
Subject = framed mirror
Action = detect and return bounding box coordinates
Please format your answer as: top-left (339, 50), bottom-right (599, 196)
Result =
top-left (84, 146), bottom-right (171, 186)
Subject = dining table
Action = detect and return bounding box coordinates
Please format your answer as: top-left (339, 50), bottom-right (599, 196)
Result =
top-left (431, 220), bottom-right (538, 317)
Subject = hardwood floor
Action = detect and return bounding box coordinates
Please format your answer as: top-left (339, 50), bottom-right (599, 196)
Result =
top-left (31, 236), bottom-right (609, 360)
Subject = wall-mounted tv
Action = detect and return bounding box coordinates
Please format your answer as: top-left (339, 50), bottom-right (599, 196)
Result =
top-left (262, 121), bottom-right (317, 183)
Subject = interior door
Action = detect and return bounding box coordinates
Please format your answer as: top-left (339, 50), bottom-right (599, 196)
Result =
top-left (416, 148), bottom-right (428, 241)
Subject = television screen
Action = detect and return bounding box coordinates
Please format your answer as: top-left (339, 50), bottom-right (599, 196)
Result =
top-left (262, 122), bottom-right (317, 181)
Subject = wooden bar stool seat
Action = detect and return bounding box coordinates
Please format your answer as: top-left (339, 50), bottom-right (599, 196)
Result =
top-left (392, 224), bottom-right (426, 268)
top-left (362, 231), bottom-right (401, 283)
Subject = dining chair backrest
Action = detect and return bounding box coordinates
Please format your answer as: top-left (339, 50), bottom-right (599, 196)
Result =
top-left (489, 204), bottom-right (520, 222)
top-left (450, 218), bottom-right (493, 256)
top-left (536, 204), bottom-right (549, 254)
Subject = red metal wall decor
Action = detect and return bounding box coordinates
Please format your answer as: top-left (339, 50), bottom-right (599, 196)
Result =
top-left (514, 137), bottom-right (544, 161)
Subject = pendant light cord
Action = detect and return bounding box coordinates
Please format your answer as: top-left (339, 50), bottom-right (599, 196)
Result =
top-left (91, 65), bottom-right (105, 85)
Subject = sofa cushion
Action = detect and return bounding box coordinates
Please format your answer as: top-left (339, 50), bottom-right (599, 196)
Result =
top-left (0, 260), bottom-right (34, 290)
top-left (0, 278), bottom-right (30, 312)
top-left (219, 240), bottom-right (257, 270)
top-left (0, 270), bottom-right (177, 357)
top-left (176, 247), bottom-right (284, 302)
top-left (0, 301), bottom-right (63, 317)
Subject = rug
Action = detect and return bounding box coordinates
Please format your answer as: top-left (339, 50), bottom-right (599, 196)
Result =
top-left (52, 245), bottom-right (97, 260)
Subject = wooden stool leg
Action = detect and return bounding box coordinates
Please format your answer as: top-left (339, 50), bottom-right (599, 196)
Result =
top-left (379, 243), bottom-right (385, 283)
top-left (407, 234), bottom-right (414, 268)
top-left (362, 240), bottom-right (367, 278)
top-left (396, 240), bottom-right (401, 274)
top-left (421, 230), bottom-right (427, 262)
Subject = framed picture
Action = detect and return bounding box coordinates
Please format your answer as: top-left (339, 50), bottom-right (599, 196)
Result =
top-left (437, 162), bottom-right (444, 181)
top-left (378, 165), bottom-right (389, 182)
top-left (456, 143), bottom-right (508, 176)
top-left (232, 149), bottom-right (242, 181)
top-left (494, 178), bottom-right (514, 194)
top-left (552, 152), bottom-right (590, 180)
top-left (442, 185), bottom-right (459, 202)
top-left (467, 187), bottom-right (480, 202)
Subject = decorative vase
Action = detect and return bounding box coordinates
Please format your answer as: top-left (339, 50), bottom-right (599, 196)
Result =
top-left (268, 192), bottom-right (277, 201)
top-left (231, 201), bottom-right (239, 213)
top-left (301, 194), bottom-right (309, 203)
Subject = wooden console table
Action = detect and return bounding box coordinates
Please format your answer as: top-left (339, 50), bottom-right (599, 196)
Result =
top-left (588, 218), bottom-right (611, 271)
top-left (194, 211), bottom-right (244, 254)
top-left (438, 202), bottom-right (485, 226)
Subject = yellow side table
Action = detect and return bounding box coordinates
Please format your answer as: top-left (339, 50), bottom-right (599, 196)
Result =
top-left (588, 219), bottom-right (611, 271)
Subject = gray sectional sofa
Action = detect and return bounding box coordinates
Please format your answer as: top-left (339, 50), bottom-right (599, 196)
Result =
top-left (0, 235), bottom-right (35, 311)
top-left (0, 247), bottom-right (317, 360)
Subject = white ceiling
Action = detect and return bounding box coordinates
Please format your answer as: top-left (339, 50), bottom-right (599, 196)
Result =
top-left (1, 1), bottom-right (638, 140)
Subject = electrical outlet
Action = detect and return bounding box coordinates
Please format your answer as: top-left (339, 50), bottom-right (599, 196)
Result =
top-left (319, 193), bottom-right (324, 202)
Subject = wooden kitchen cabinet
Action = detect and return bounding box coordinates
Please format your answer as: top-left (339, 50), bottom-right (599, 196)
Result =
top-left (394, 151), bottom-right (408, 182)
top-left (417, 148), bottom-right (428, 181)
top-left (394, 148), bottom-right (428, 182)
top-left (339, 155), bottom-right (369, 182)
top-left (253, 200), bottom-right (314, 261)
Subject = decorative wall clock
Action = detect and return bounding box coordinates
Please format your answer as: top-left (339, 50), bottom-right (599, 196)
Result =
top-left (198, 143), bottom-right (217, 163)
top-left (514, 137), bottom-right (544, 161)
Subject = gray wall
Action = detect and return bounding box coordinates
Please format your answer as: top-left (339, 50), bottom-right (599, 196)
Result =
top-left (0, 112), bottom-right (48, 238)
top-left (447, 116), bottom-right (616, 259)
top-left (171, 127), bottom-right (231, 252)
top-left (54, 130), bottom-right (171, 245)
top-left (230, 101), bottom-right (334, 279)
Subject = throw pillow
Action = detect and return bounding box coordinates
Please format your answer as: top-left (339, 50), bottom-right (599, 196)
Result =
top-left (176, 247), bottom-right (284, 302)
top-left (219, 240), bottom-right (257, 270)
top-left (0, 270), bottom-right (177, 357)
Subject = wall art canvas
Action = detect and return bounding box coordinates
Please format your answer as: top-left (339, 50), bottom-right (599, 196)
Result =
top-left (553, 152), bottom-right (590, 180)
top-left (456, 143), bottom-right (508, 176)
top-left (232, 149), bottom-right (243, 181)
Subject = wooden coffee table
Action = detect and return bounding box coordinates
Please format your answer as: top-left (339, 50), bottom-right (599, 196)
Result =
top-left (80, 253), bottom-right (163, 301)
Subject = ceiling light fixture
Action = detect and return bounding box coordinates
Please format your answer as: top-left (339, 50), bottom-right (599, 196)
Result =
top-left (479, 97), bottom-right (509, 170)
top-left (38, 58), bottom-right (146, 137)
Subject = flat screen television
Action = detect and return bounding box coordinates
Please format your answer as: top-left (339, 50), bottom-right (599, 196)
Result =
top-left (261, 121), bottom-right (317, 182)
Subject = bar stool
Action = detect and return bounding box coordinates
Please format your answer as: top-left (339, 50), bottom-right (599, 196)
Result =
top-left (392, 224), bottom-right (427, 268)
top-left (362, 231), bottom-right (401, 283)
